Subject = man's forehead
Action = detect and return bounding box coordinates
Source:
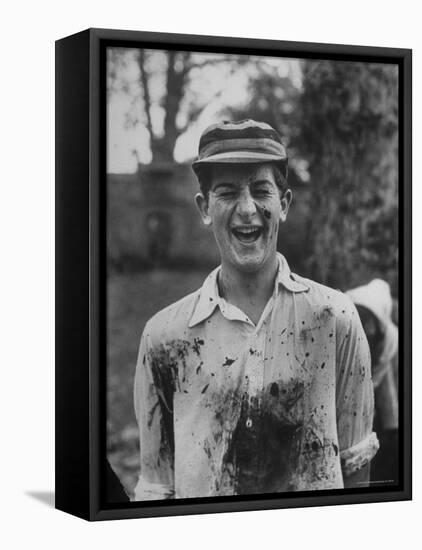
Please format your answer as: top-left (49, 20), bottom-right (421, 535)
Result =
top-left (210, 163), bottom-right (276, 185)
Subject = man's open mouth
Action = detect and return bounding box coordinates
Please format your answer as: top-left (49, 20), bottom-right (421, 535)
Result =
top-left (231, 226), bottom-right (263, 244)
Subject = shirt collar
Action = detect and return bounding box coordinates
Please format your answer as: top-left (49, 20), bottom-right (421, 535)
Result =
top-left (276, 253), bottom-right (310, 293)
top-left (188, 253), bottom-right (309, 328)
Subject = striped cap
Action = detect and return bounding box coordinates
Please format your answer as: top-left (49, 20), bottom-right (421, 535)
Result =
top-left (192, 119), bottom-right (287, 174)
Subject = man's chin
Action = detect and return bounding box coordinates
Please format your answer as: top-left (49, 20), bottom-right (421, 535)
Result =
top-left (229, 252), bottom-right (268, 273)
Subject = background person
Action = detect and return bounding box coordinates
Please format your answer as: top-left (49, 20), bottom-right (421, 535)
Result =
top-left (347, 279), bottom-right (399, 483)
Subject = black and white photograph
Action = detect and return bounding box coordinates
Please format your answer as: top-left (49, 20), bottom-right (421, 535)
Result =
top-left (3, 0), bottom-right (421, 543)
top-left (105, 44), bottom-right (403, 503)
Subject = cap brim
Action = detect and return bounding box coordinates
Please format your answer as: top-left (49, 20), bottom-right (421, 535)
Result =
top-left (192, 151), bottom-right (286, 170)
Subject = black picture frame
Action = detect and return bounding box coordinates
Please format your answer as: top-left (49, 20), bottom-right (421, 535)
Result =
top-left (55, 27), bottom-right (412, 521)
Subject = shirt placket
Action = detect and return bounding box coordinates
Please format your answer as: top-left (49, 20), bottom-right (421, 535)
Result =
top-left (243, 300), bottom-right (273, 428)
top-left (245, 329), bottom-right (265, 394)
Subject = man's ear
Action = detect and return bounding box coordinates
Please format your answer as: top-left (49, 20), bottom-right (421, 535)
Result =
top-left (195, 192), bottom-right (212, 226)
top-left (280, 189), bottom-right (292, 222)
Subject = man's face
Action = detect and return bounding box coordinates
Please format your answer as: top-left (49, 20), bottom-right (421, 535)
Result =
top-left (195, 163), bottom-right (291, 274)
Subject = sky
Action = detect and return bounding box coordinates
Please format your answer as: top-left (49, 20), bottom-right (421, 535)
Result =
top-left (107, 48), bottom-right (302, 174)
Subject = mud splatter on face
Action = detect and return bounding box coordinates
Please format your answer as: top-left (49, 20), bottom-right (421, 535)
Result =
top-left (222, 357), bottom-right (236, 366)
top-left (262, 206), bottom-right (272, 219)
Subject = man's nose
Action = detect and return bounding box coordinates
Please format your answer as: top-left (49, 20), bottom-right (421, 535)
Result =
top-left (236, 188), bottom-right (257, 218)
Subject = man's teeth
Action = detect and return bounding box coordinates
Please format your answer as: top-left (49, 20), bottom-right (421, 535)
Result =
top-left (235, 227), bottom-right (260, 233)
top-left (232, 227), bottom-right (262, 241)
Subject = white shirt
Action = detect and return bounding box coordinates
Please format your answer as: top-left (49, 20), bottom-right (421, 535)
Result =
top-left (133, 254), bottom-right (378, 500)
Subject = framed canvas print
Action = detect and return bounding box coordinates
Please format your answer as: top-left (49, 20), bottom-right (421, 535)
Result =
top-left (55, 28), bottom-right (412, 521)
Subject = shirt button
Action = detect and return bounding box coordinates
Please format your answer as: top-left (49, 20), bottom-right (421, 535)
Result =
top-left (246, 418), bottom-right (253, 428)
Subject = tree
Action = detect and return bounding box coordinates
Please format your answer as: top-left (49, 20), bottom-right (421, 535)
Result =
top-left (107, 49), bottom-right (250, 163)
top-left (223, 61), bottom-right (308, 184)
top-left (298, 61), bottom-right (398, 293)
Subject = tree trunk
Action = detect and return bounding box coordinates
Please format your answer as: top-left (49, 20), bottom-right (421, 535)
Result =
top-left (299, 61), bottom-right (398, 292)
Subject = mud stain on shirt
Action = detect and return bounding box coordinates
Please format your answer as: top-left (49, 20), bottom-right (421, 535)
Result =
top-left (218, 379), bottom-right (306, 495)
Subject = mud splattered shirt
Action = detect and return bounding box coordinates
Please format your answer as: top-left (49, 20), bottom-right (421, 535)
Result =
top-left (133, 254), bottom-right (377, 500)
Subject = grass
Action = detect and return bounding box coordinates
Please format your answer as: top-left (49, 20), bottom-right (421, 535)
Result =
top-left (107, 268), bottom-right (210, 495)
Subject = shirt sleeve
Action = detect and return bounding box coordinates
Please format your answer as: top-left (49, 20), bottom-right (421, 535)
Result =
top-left (335, 299), bottom-right (379, 480)
top-left (133, 327), bottom-right (175, 500)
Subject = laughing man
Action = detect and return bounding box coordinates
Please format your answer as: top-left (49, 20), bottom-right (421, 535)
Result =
top-left (133, 119), bottom-right (379, 500)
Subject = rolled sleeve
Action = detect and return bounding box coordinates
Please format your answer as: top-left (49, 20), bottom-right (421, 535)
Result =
top-left (335, 299), bottom-right (378, 480)
top-left (133, 328), bottom-right (175, 500)
top-left (340, 432), bottom-right (379, 477)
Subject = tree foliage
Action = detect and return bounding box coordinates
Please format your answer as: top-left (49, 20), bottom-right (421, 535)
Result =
top-left (108, 49), bottom-right (249, 163)
top-left (298, 61), bottom-right (398, 293)
top-left (108, 51), bottom-right (399, 293)
top-left (222, 61), bottom-right (308, 184)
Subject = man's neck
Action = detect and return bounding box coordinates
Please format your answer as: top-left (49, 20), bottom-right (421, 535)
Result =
top-left (218, 257), bottom-right (279, 325)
